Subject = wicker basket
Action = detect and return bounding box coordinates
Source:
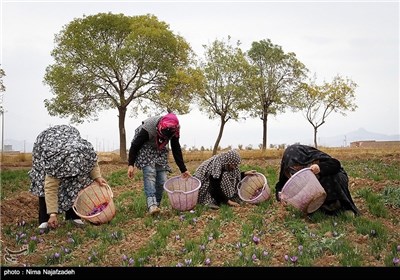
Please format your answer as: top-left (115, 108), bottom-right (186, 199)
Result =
top-left (279, 168), bottom-right (327, 213)
top-left (238, 173), bottom-right (270, 204)
top-left (163, 176), bottom-right (201, 211)
top-left (72, 182), bottom-right (116, 224)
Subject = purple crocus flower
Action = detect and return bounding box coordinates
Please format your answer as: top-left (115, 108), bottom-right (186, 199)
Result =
top-left (204, 258), bottom-right (211, 265)
top-left (284, 254), bottom-right (289, 261)
top-left (290, 256), bottom-right (298, 263)
top-left (393, 257), bottom-right (400, 266)
top-left (252, 235), bottom-right (260, 245)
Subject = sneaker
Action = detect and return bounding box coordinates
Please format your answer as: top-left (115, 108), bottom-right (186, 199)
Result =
top-left (149, 205), bottom-right (161, 215)
top-left (205, 203), bottom-right (220, 210)
top-left (72, 219), bottom-right (85, 227)
top-left (38, 222), bottom-right (48, 229)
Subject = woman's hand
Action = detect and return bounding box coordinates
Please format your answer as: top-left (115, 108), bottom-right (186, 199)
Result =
top-left (127, 165), bottom-right (135, 179)
top-left (181, 171), bottom-right (191, 179)
top-left (244, 170), bottom-right (257, 176)
top-left (95, 177), bottom-right (108, 187)
top-left (48, 213), bottom-right (58, 229)
top-left (310, 164), bottom-right (320, 174)
top-left (227, 200), bottom-right (240, 207)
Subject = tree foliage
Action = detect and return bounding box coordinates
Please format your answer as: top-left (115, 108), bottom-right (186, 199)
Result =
top-left (298, 75), bottom-right (358, 148)
top-left (197, 37), bottom-right (253, 155)
top-left (0, 68), bottom-right (5, 93)
top-left (43, 13), bottom-right (199, 160)
top-left (0, 67), bottom-right (5, 112)
top-left (247, 39), bottom-right (308, 150)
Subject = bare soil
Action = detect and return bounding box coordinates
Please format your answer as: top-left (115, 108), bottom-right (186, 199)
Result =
top-left (1, 156), bottom-right (399, 268)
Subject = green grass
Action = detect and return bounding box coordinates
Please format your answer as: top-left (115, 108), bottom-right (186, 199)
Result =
top-left (2, 155), bottom-right (399, 267)
top-left (0, 169), bottom-right (30, 199)
top-left (343, 159), bottom-right (400, 181)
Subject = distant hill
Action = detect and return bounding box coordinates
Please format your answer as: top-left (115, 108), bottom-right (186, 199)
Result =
top-left (316, 128), bottom-right (400, 147)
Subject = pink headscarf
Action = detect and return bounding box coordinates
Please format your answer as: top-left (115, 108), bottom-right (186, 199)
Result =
top-left (156, 113), bottom-right (180, 150)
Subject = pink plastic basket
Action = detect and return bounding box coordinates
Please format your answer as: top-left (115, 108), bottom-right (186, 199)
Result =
top-left (238, 173), bottom-right (270, 204)
top-left (72, 182), bottom-right (116, 224)
top-left (279, 168), bottom-right (327, 213)
top-left (163, 176), bottom-right (201, 211)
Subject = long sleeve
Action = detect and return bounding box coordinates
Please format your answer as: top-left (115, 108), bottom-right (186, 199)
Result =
top-left (90, 161), bottom-right (102, 179)
top-left (318, 158), bottom-right (341, 176)
top-left (275, 164), bottom-right (288, 201)
top-left (170, 136), bottom-right (187, 173)
top-left (209, 175), bottom-right (229, 204)
top-left (44, 175), bottom-right (60, 214)
top-left (128, 128), bottom-right (149, 166)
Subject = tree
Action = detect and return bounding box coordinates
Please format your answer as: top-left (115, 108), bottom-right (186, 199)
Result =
top-left (0, 67), bottom-right (5, 111)
top-left (43, 13), bottom-right (200, 161)
top-left (197, 37), bottom-right (252, 155)
top-left (298, 75), bottom-right (358, 148)
top-left (0, 68), bottom-right (5, 93)
top-left (247, 39), bottom-right (308, 150)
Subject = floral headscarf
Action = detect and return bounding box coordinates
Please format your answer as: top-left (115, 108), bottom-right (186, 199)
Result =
top-left (156, 113), bottom-right (180, 150)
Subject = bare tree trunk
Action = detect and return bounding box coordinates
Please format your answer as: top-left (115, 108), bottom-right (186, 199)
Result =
top-left (313, 126), bottom-right (318, 148)
top-left (118, 107), bottom-right (127, 161)
top-left (212, 117), bottom-right (227, 155)
top-left (262, 113), bottom-right (268, 151)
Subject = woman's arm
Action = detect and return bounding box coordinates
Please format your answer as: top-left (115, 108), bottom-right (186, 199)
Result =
top-left (90, 161), bottom-right (107, 186)
top-left (316, 158), bottom-right (341, 176)
top-left (209, 175), bottom-right (229, 204)
top-left (275, 164), bottom-right (288, 201)
top-left (44, 175), bottom-right (60, 228)
top-left (170, 136), bottom-right (188, 174)
top-left (128, 128), bottom-right (149, 166)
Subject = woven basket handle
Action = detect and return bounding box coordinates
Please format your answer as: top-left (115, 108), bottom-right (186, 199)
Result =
top-left (103, 184), bottom-right (113, 199)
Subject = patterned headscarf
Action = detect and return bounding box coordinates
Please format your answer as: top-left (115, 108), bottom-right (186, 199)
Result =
top-left (156, 113), bottom-right (180, 150)
top-left (29, 125), bottom-right (97, 211)
top-left (210, 149), bottom-right (241, 179)
top-left (194, 149), bottom-right (242, 204)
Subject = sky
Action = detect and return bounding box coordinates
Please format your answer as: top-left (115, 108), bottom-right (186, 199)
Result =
top-left (1, 0), bottom-right (399, 152)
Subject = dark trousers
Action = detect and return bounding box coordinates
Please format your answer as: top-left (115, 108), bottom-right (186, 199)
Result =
top-left (39, 197), bottom-right (79, 224)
